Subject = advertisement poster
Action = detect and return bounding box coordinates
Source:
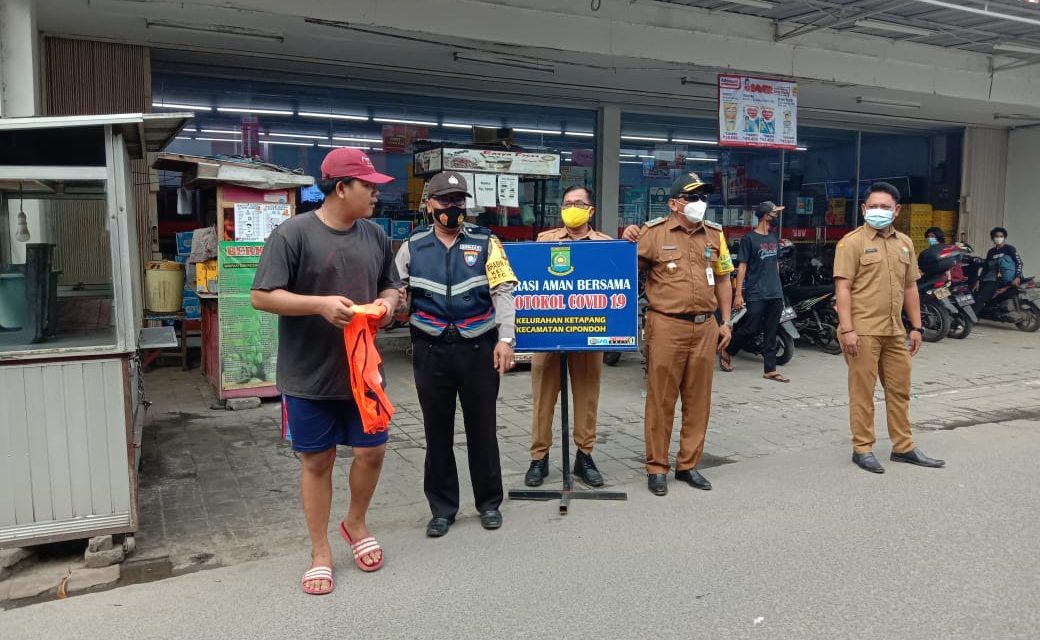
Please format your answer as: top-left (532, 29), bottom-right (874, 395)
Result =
top-left (497, 174), bottom-right (519, 207)
top-left (382, 124), bottom-right (429, 153)
top-left (233, 203), bottom-right (262, 241)
top-left (796, 197), bottom-right (814, 216)
top-left (506, 240), bottom-right (638, 352)
top-left (718, 74), bottom-right (798, 149)
top-left (474, 174), bottom-right (498, 207)
top-left (218, 242), bottom-right (278, 392)
top-left (415, 148), bottom-right (560, 176)
top-left (260, 203), bottom-right (291, 237)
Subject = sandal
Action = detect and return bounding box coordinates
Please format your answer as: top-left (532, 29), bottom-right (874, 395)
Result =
top-left (763, 372), bottom-right (790, 383)
top-left (301, 566), bottom-right (334, 595)
top-left (339, 521), bottom-right (385, 572)
top-left (719, 352), bottom-right (734, 372)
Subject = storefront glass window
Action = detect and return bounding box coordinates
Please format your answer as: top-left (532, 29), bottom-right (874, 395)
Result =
top-left (152, 73), bottom-right (597, 243)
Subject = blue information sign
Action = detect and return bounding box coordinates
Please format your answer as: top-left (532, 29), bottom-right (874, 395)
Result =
top-left (505, 240), bottom-right (639, 352)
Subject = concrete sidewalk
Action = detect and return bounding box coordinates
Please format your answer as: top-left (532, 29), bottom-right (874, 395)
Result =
top-left (2, 421), bottom-right (1038, 639)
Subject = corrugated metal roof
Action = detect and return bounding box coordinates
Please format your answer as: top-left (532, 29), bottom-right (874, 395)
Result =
top-left (670, 1), bottom-right (1040, 69)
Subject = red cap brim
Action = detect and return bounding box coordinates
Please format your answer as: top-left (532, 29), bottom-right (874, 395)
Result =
top-left (354, 171), bottom-right (394, 184)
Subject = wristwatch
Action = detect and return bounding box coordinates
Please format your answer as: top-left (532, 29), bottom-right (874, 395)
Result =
top-left (499, 337), bottom-right (516, 347)
top-left (909, 327), bottom-right (923, 334)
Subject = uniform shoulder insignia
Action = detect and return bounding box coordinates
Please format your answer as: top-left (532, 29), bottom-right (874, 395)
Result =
top-left (644, 216), bottom-right (667, 228)
top-left (703, 220), bottom-right (722, 231)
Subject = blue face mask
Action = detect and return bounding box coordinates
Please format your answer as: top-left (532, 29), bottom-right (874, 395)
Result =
top-left (864, 208), bottom-right (894, 230)
top-left (926, 237), bottom-right (939, 246)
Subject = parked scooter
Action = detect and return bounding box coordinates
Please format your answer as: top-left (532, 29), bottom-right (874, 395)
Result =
top-left (946, 252), bottom-right (977, 339)
top-left (727, 299), bottom-right (800, 366)
top-left (911, 243), bottom-right (962, 342)
top-left (782, 258), bottom-right (842, 355)
top-left (960, 246), bottom-right (1040, 332)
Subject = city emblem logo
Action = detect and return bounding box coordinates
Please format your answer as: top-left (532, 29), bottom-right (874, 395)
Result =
top-left (464, 249), bottom-right (479, 267)
top-left (548, 246), bottom-right (574, 276)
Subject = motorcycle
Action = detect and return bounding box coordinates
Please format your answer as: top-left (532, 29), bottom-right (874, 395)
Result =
top-left (911, 243), bottom-right (962, 343)
top-left (946, 256), bottom-right (977, 339)
top-left (959, 246), bottom-right (1040, 332)
top-left (727, 299), bottom-right (799, 366)
top-left (782, 258), bottom-right (843, 355)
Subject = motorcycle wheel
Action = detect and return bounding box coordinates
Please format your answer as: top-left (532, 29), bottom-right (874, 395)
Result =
top-left (919, 298), bottom-right (951, 342)
top-left (817, 310), bottom-right (844, 355)
top-left (1015, 300), bottom-right (1040, 332)
top-left (775, 332), bottom-right (795, 366)
top-left (946, 312), bottom-right (974, 339)
top-left (603, 352), bottom-right (622, 366)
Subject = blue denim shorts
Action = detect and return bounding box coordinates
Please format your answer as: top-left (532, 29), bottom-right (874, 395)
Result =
top-left (282, 395), bottom-right (389, 453)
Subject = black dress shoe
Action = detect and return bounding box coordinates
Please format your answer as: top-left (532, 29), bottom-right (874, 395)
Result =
top-left (573, 451), bottom-right (604, 487)
top-left (675, 469), bottom-right (712, 490)
top-left (890, 447), bottom-right (946, 468)
top-left (524, 456), bottom-right (549, 487)
top-left (647, 473), bottom-right (668, 496)
top-left (479, 509), bottom-right (503, 530)
top-left (426, 516), bottom-right (455, 537)
top-left (852, 452), bottom-right (885, 474)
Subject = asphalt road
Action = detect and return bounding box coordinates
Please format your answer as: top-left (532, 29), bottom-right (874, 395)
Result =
top-left (3, 420), bottom-right (1038, 639)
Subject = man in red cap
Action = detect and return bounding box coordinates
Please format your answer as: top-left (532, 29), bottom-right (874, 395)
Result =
top-left (252, 147), bottom-right (401, 595)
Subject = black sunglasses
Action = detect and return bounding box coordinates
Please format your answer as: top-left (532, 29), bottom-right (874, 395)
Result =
top-left (433, 194), bottom-right (467, 206)
top-left (675, 193), bottom-right (710, 203)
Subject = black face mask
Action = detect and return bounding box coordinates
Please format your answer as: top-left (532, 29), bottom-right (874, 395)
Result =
top-left (434, 205), bottom-right (466, 229)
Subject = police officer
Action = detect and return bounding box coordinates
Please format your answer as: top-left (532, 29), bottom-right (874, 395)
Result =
top-left (525, 185), bottom-right (613, 488)
top-left (622, 172), bottom-right (734, 496)
top-left (834, 181), bottom-right (944, 474)
top-left (394, 171), bottom-right (519, 536)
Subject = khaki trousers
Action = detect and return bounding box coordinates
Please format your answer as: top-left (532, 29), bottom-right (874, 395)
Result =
top-left (844, 334), bottom-right (915, 454)
top-left (643, 312), bottom-right (718, 474)
top-left (530, 351), bottom-right (602, 459)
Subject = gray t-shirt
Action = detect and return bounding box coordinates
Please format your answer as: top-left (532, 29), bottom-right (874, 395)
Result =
top-left (252, 212), bottom-right (400, 400)
top-left (736, 230), bottom-right (783, 301)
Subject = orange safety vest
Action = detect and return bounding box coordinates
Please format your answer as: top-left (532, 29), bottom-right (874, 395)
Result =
top-left (342, 304), bottom-right (394, 434)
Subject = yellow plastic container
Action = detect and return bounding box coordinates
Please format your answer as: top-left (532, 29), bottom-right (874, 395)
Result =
top-left (145, 261), bottom-right (185, 312)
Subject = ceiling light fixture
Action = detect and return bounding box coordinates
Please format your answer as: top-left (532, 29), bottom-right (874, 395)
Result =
top-left (619, 161), bottom-right (644, 165)
top-left (993, 113), bottom-right (1040, 121)
top-left (442, 123), bottom-right (478, 129)
top-left (373, 117), bottom-right (438, 126)
top-left (856, 96), bottom-right (922, 109)
top-left (513, 128), bottom-right (562, 135)
top-left (621, 135), bottom-right (668, 142)
top-left (686, 158), bottom-right (719, 163)
top-left (565, 131), bottom-right (595, 137)
top-left (332, 136), bottom-right (383, 143)
top-left (853, 19), bottom-right (936, 37)
top-left (267, 132), bottom-right (327, 140)
top-left (152, 101), bottom-right (212, 112)
top-left (993, 42), bottom-right (1040, 56)
top-left (261, 140), bottom-right (318, 147)
top-left (218, 106), bottom-right (294, 116)
top-left (298, 111), bottom-right (370, 121)
top-left (199, 128), bottom-right (241, 135)
top-left (195, 137), bottom-right (240, 143)
top-left (671, 138), bottom-right (719, 145)
top-left (145, 20), bottom-right (285, 43)
top-left (453, 51), bottom-right (555, 74)
top-left (796, 145), bottom-right (808, 151)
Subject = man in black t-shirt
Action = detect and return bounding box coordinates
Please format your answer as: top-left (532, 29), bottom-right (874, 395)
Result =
top-left (720, 201), bottom-right (789, 382)
top-left (251, 148), bottom-right (401, 595)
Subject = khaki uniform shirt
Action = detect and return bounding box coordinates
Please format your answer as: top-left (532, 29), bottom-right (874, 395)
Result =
top-left (536, 226), bottom-right (613, 242)
top-left (833, 225), bottom-right (921, 336)
top-left (637, 215), bottom-right (734, 315)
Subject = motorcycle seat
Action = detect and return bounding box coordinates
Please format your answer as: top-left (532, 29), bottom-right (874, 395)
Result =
top-left (784, 284), bottom-right (834, 300)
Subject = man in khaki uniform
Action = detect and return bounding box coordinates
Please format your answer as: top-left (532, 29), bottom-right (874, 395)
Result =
top-left (525, 186), bottom-right (613, 488)
top-left (834, 181), bottom-right (945, 474)
top-left (622, 172), bottom-right (733, 496)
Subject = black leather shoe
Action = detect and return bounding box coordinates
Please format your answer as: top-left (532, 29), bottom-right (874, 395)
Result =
top-left (890, 447), bottom-right (945, 468)
top-left (852, 452), bottom-right (885, 474)
top-left (675, 469), bottom-right (712, 490)
top-left (524, 456), bottom-right (549, 487)
top-left (479, 509), bottom-right (503, 530)
top-left (426, 516), bottom-right (455, 537)
top-left (647, 473), bottom-right (668, 496)
top-left (573, 451), bottom-right (604, 487)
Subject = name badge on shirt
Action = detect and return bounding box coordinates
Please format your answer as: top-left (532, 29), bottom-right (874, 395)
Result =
top-left (706, 267), bottom-right (715, 286)
top-left (864, 247), bottom-right (879, 254)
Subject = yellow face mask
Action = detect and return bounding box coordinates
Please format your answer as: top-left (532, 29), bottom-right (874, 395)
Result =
top-left (560, 206), bottom-right (592, 229)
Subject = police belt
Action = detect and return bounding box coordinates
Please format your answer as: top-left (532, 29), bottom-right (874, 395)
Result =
top-left (649, 308), bottom-right (713, 324)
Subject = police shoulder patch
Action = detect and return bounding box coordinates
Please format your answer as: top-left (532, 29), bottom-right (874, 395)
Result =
top-left (644, 216), bottom-right (668, 228)
top-left (703, 220), bottom-right (722, 231)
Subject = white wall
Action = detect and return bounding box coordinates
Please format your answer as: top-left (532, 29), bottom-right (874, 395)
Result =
top-left (1003, 128), bottom-right (1040, 272)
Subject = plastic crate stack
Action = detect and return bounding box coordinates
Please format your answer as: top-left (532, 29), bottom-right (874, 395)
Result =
top-left (932, 210), bottom-right (957, 244)
top-left (907, 204), bottom-right (934, 255)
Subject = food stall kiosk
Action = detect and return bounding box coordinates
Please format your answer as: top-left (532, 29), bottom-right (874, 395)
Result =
top-left (0, 113), bottom-right (189, 547)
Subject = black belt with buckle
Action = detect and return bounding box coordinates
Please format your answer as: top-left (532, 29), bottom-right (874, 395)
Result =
top-left (650, 308), bottom-right (713, 324)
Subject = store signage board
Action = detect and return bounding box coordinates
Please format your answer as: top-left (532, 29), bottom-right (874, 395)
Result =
top-left (506, 240), bottom-right (638, 352)
top-left (414, 147), bottom-right (560, 176)
top-left (718, 74), bottom-right (798, 150)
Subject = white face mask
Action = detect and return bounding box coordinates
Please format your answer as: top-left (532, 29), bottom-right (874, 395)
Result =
top-left (683, 200), bottom-right (708, 224)
top-left (864, 207), bottom-right (894, 230)
top-left (994, 236), bottom-right (1006, 245)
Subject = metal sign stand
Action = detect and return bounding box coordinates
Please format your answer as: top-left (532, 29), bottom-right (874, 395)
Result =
top-left (508, 352), bottom-right (628, 514)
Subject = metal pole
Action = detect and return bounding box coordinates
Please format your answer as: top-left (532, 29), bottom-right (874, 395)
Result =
top-left (777, 149), bottom-right (786, 240)
top-left (853, 131), bottom-right (862, 226)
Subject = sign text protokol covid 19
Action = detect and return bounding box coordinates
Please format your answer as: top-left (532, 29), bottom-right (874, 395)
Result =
top-left (718, 74), bottom-right (798, 150)
top-left (506, 240), bottom-right (638, 352)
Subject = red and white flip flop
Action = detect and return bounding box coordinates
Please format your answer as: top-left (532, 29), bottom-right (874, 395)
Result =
top-left (339, 521), bottom-right (385, 572)
top-left (300, 566), bottom-right (334, 595)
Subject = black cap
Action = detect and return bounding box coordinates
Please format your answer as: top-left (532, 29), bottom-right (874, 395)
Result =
top-left (756, 201), bottom-right (785, 219)
top-left (427, 171), bottom-right (472, 197)
top-left (668, 171), bottom-right (714, 198)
